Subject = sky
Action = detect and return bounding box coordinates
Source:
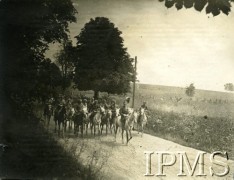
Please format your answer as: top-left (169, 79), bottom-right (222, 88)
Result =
top-left (50, 0), bottom-right (234, 92)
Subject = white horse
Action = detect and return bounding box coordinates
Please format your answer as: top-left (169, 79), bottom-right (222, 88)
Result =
top-left (90, 106), bottom-right (105, 136)
top-left (137, 107), bottom-right (148, 137)
top-left (115, 108), bottom-right (137, 144)
top-left (127, 108), bottom-right (138, 139)
top-left (65, 105), bottom-right (75, 131)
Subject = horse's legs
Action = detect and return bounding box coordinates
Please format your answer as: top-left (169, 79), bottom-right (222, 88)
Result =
top-left (109, 123), bottom-right (112, 134)
top-left (100, 123), bottom-right (103, 135)
top-left (106, 122), bottom-right (108, 135)
top-left (54, 120), bottom-right (57, 133)
top-left (90, 123), bottom-right (93, 135)
top-left (46, 116), bottom-right (50, 129)
top-left (74, 122), bottom-right (76, 135)
top-left (62, 121), bottom-right (65, 138)
top-left (129, 129), bottom-right (132, 140)
top-left (99, 124), bottom-right (101, 135)
top-left (93, 123), bottom-right (96, 136)
top-left (69, 119), bottom-right (72, 130)
top-left (85, 123), bottom-right (88, 135)
top-left (126, 130), bottom-right (129, 145)
top-left (81, 124), bottom-right (83, 138)
top-left (137, 123), bottom-right (140, 134)
top-left (114, 123), bottom-right (116, 136)
top-left (121, 128), bottom-right (124, 144)
top-left (114, 125), bottom-right (118, 141)
top-left (64, 120), bottom-right (67, 132)
top-left (77, 124), bottom-right (80, 137)
top-left (141, 124), bottom-right (144, 137)
top-left (58, 122), bottom-right (60, 136)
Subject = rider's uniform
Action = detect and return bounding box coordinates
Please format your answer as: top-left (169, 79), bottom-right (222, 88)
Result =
top-left (110, 103), bottom-right (117, 119)
top-left (89, 102), bottom-right (100, 119)
top-left (120, 105), bottom-right (129, 123)
top-left (76, 103), bottom-right (84, 114)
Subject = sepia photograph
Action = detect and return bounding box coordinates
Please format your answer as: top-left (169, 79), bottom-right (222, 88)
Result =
top-left (0, 0), bottom-right (234, 179)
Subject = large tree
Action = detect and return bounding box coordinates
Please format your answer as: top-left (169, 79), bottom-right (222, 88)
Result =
top-left (74, 17), bottom-right (134, 99)
top-left (54, 40), bottom-right (76, 91)
top-left (224, 83), bottom-right (234, 91)
top-left (160, 0), bottom-right (233, 16)
top-left (0, 0), bottom-right (77, 106)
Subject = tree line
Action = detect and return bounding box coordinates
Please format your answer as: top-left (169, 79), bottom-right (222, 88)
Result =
top-left (0, 1), bottom-right (134, 110)
top-left (0, 0), bottom-right (232, 112)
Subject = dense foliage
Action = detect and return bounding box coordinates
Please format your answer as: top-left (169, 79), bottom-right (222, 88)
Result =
top-left (73, 17), bottom-right (134, 98)
top-left (224, 83), bottom-right (234, 91)
top-left (0, 0), bottom-right (77, 106)
top-left (160, 0), bottom-right (234, 16)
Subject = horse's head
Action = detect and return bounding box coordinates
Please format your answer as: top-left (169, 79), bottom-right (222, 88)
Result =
top-left (128, 108), bottom-right (133, 114)
top-left (82, 106), bottom-right (88, 114)
top-left (115, 108), bottom-right (120, 117)
top-left (139, 107), bottom-right (145, 116)
top-left (133, 111), bottom-right (138, 123)
top-left (106, 109), bottom-right (112, 118)
top-left (100, 106), bottom-right (105, 114)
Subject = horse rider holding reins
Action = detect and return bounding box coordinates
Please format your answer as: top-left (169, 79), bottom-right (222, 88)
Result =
top-left (137, 101), bottom-right (149, 123)
top-left (120, 100), bottom-right (130, 123)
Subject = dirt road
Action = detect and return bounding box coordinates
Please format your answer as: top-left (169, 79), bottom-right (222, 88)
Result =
top-left (55, 128), bottom-right (234, 180)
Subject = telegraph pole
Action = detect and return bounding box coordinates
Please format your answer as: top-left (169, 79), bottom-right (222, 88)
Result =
top-left (132, 56), bottom-right (137, 108)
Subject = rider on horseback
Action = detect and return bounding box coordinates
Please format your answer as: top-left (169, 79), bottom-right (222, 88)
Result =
top-left (120, 100), bottom-right (129, 123)
top-left (137, 101), bottom-right (149, 124)
top-left (110, 100), bottom-right (117, 119)
top-left (102, 99), bottom-right (110, 110)
top-left (89, 100), bottom-right (100, 120)
top-left (76, 99), bottom-right (84, 114)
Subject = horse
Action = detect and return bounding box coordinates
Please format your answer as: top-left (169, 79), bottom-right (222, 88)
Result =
top-left (65, 105), bottom-right (75, 132)
top-left (127, 108), bottom-right (138, 139)
top-left (114, 108), bottom-right (137, 145)
top-left (109, 108), bottom-right (117, 134)
top-left (137, 107), bottom-right (148, 137)
top-left (54, 104), bottom-right (66, 137)
top-left (43, 103), bottom-right (53, 129)
top-left (82, 106), bottom-right (90, 135)
top-left (101, 109), bottom-right (112, 135)
top-left (90, 106), bottom-right (105, 136)
top-left (73, 108), bottom-right (88, 138)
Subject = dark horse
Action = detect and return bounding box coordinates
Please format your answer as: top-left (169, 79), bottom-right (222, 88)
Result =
top-left (43, 103), bottom-right (53, 129)
top-left (73, 109), bottom-right (87, 138)
top-left (101, 109), bottom-right (112, 135)
top-left (54, 104), bottom-right (66, 137)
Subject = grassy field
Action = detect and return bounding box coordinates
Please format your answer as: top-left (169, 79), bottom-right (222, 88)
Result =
top-left (129, 84), bottom-right (234, 159)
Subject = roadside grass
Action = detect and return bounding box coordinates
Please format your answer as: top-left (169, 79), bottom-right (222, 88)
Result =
top-left (0, 111), bottom-right (99, 179)
top-left (144, 109), bottom-right (234, 159)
